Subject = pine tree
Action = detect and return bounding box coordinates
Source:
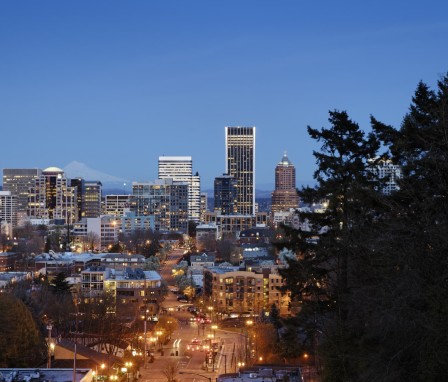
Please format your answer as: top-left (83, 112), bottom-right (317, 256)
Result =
top-left (50, 272), bottom-right (72, 294)
top-left (369, 74), bottom-right (448, 381)
top-left (276, 110), bottom-right (382, 381)
top-left (0, 293), bottom-right (44, 367)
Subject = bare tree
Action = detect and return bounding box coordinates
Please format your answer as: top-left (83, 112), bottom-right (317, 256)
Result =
top-left (162, 360), bottom-right (179, 382)
top-left (81, 231), bottom-right (100, 251)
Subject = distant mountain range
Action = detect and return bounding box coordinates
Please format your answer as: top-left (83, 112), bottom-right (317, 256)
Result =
top-left (64, 161), bottom-right (129, 184)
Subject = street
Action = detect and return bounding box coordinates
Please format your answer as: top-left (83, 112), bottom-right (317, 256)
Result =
top-left (138, 248), bottom-right (243, 382)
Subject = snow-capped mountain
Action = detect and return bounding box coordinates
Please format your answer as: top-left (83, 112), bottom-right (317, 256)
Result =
top-left (64, 161), bottom-right (128, 184)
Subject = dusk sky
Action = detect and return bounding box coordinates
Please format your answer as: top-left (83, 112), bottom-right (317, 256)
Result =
top-left (1, 1), bottom-right (447, 190)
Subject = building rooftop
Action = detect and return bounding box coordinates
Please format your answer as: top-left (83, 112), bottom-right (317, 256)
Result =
top-left (278, 151), bottom-right (293, 167)
top-left (218, 365), bottom-right (302, 382)
top-left (43, 166), bottom-right (64, 173)
top-left (0, 368), bottom-right (91, 382)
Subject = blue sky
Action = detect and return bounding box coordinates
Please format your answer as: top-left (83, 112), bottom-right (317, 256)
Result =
top-left (1, 1), bottom-right (447, 190)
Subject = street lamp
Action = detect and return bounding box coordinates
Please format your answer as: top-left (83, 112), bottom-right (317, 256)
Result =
top-left (46, 322), bottom-right (53, 368)
top-left (156, 330), bottom-right (163, 355)
top-left (245, 320), bottom-right (253, 364)
top-left (124, 361), bottom-right (133, 382)
top-left (211, 324), bottom-right (218, 338)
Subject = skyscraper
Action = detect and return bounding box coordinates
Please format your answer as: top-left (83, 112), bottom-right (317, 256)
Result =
top-left (214, 174), bottom-right (237, 215)
top-left (83, 181), bottom-right (103, 218)
top-left (225, 126), bottom-right (256, 215)
top-left (271, 152), bottom-right (299, 213)
top-left (27, 167), bottom-right (78, 224)
top-left (2, 168), bottom-right (42, 212)
top-left (158, 156), bottom-right (201, 222)
top-left (0, 191), bottom-right (18, 228)
top-left (132, 179), bottom-right (189, 232)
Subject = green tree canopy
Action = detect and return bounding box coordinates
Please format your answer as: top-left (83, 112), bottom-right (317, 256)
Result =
top-left (0, 293), bottom-right (44, 367)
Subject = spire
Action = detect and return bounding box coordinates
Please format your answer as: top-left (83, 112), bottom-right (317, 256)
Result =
top-left (279, 151), bottom-right (292, 166)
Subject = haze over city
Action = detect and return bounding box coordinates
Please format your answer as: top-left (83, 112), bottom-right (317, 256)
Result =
top-left (1, 1), bottom-right (448, 189)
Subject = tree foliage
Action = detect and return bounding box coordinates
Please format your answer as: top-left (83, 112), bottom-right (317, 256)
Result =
top-left (0, 293), bottom-right (44, 367)
top-left (276, 74), bottom-right (448, 381)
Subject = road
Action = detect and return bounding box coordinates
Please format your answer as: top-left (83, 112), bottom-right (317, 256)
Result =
top-left (139, 248), bottom-right (245, 382)
top-left (139, 247), bottom-right (316, 382)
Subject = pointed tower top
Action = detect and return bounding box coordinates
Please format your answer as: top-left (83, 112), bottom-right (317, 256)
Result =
top-left (278, 151), bottom-right (293, 166)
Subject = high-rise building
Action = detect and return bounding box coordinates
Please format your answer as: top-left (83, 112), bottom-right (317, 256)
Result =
top-left (27, 167), bottom-right (78, 224)
top-left (70, 179), bottom-right (102, 219)
top-left (200, 192), bottom-right (208, 222)
top-left (83, 181), bottom-right (102, 218)
top-left (225, 126), bottom-right (256, 215)
top-left (158, 156), bottom-right (201, 222)
top-left (271, 152), bottom-right (299, 213)
top-left (132, 179), bottom-right (189, 232)
top-left (158, 156), bottom-right (192, 180)
top-left (2, 168), bottom-right (42, 212)
top-left (0, 191), bottom-right (18, 228)
top-left (214, 174), bottom-right (237, 215)
top-left (70, 178), bottom-right (85, 221)
top-left (104, 195), bottom-right (131, 217)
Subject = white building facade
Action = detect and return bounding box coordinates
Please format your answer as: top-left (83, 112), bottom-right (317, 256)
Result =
top-left (158, 156), bottom-right (201, 222)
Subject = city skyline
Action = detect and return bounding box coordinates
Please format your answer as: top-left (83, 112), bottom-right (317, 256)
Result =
top-left (1, 1), bottom-right (448, 190)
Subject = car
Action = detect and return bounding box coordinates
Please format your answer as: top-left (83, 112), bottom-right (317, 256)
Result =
top-left (186, 338), bottom-right (202, 351)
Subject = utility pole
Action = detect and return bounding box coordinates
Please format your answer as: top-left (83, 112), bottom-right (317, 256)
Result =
top-left (72, 300), bottom-right (82, 382)
top-left (47, 322), bottom-right (53, 368)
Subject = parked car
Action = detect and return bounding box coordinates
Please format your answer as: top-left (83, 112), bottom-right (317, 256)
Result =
top-left (177, 295), bottom-right (189, 303)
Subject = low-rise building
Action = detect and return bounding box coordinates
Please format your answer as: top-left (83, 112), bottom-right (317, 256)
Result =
top-left (196, 223), bottom-right (221, 242)
top-left (0, 271), bottom-right (31, 289)
top-left (217, 365), bottom-right (303, 382)
top-left (204, 264), bottom-right (291, 317)
top-left (80, 267), bottom-right (162, 319)
top-left (204, 212), bottom-right (268, 238)
top-left (34, 252), bottom-right (103, 276)
top-left (0, 252), bottom-right (21, 272)
top-left (190, 252), bottom-right (215, 270)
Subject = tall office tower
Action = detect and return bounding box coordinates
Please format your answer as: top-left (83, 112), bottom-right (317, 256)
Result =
top-left (158, 156), bottom-right (201, 222)
top-left (0, 191), bottom-right (18, 228)
top-left (70, 178), bottom-right (102, 219)
top-left (70, 178), bottom-right (84, 220)
top-left (104, 195), bottom-right (131, 217)
top-left (83, 181), bottom-right (102, 218)
top-left (214, 174), bottom-right (237, 215)
top-left (2, 168), bottom-right (42, 212)
top-left (132, 179), bottom-right (189, 232)
top-left (158, 156), bottom-right (192, 179)
top-left (271, 152), bottom-right (299, 213)
top-left (27, 167), bottom-right (78, 224)
top-left (225, 126), bottom-right (256, 215)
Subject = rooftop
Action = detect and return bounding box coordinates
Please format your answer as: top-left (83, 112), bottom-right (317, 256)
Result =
top-left (0, 368), bottom-right (91, 382)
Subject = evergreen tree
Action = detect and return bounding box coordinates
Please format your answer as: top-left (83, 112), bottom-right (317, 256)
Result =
top-left (276, 75), bottom-right (448, 381)
top-left (275, 110), bottom-right (381, 381)
top-left (368, 75), bottom-right (448, 381)
top-left (50, 272), bottom-right (72, 294)
top-left (0, 293), bottom-right (44, 367)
